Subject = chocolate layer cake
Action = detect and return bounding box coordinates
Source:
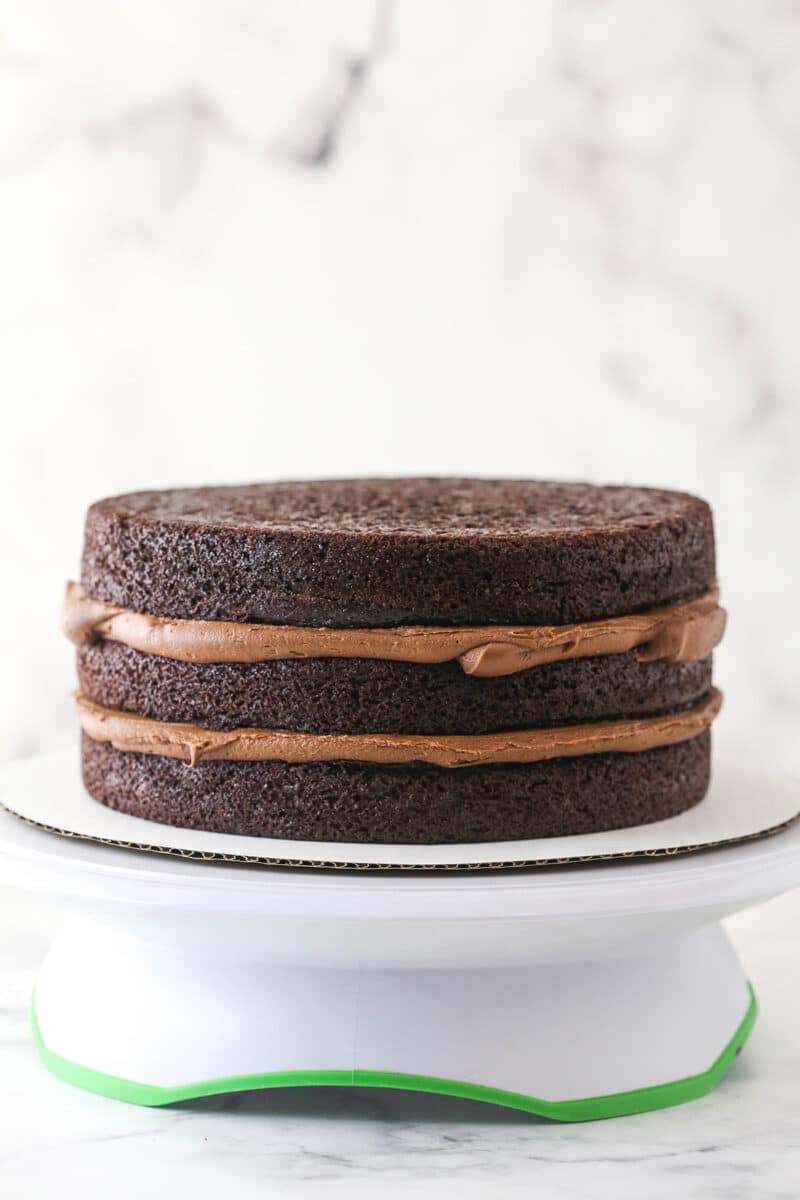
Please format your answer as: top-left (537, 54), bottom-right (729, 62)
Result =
top-left (65, 478), bottom-right (725, 844)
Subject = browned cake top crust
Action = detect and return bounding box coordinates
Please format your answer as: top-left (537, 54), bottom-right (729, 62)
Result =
top-left (82, 478), bottom-right (715, 627)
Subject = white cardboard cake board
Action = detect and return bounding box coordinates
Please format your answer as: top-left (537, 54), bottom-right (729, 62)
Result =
top-left (1, 750), bottom-right (798, 871)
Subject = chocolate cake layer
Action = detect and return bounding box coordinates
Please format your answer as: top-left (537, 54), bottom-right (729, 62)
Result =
top-left (82, 480), bottom-right (715, 627)
top-left (81, 730), bottom-right (712, 844)
top-left (78, 640), bottom-right (713, 735)
top-left (72, 479), bottom-right (723, 845)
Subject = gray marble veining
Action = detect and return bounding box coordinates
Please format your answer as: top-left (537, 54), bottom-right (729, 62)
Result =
top-left (0, 0), bottom-right (798, 770)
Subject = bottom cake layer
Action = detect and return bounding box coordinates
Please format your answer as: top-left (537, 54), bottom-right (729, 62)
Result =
top-left (81, 731), bottom-right (711, 844)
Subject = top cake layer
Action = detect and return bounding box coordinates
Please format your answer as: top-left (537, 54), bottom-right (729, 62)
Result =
top-left (82, 479), bottom-right (715, 627)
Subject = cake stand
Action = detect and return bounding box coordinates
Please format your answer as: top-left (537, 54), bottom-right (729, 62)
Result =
top-left (1, 766), bottom-right (799, 1121)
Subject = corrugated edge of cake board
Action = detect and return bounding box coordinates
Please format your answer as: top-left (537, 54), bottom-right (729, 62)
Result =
top-left (4, 805), bottom-right (799, 872)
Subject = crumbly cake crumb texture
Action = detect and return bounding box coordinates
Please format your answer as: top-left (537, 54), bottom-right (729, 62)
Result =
top-left (82, 479), bottom-right (715, 626)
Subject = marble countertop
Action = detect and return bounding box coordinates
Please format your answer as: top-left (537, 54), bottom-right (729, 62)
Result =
top-left (2, 0), bottom-right (800, 772)
top-left (1, 891), bottom-right (799, 1199)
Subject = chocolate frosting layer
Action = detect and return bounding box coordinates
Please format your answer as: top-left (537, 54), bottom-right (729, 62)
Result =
top-left (63, 582), bottom-right (725, 678)
top-left (75, 688), bottom-right (722, 768)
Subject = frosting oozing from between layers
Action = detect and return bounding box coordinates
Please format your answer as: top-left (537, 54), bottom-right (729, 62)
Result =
top-left (63, 582), bottom-right (725, 678)
top-left (75, 688), bottom-right (722, 768)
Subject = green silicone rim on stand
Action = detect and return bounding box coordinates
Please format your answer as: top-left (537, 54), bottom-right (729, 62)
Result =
top-left (30, 984), bottom-right (757, 1122)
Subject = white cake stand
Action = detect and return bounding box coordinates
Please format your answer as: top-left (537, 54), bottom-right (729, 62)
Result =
top-left (1, 763), bottom-right (799, 1121)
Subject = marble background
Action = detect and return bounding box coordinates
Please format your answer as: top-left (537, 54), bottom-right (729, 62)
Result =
top-left (1, 0), bottom-right (799, 767)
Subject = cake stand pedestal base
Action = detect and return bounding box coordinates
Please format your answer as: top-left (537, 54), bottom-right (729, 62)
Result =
top-left (32, 915), bottom-right (755, 1121)
top-left (4, 766), bottom-right (799, 1124)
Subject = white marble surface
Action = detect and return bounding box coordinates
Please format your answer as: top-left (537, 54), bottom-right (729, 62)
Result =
top-left (0, 0), bottom-right (799, 769)
top-left (0, 889), bottom-right (799, 1197)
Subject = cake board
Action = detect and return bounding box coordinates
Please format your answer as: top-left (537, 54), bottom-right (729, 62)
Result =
top-left (1, 752), bottom-right (799, 1120)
